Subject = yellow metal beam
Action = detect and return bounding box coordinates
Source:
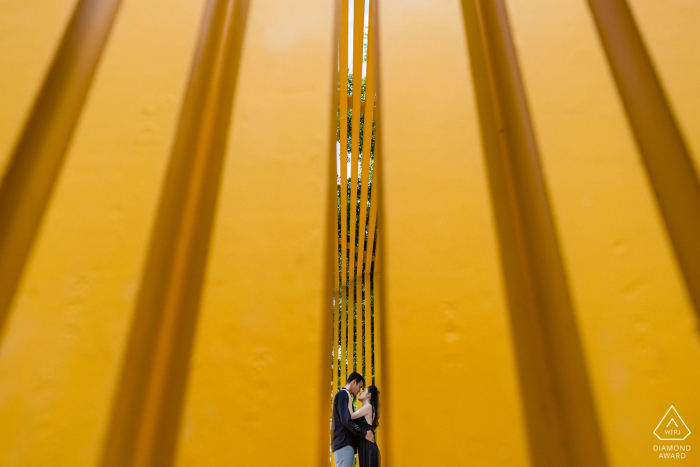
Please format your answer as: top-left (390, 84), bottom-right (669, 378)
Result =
top-left (587, 0), bottom-right (700, 318)
top-left (339, 0), bottom-right (350, 388)
top-left (348, 0), bottom-right (365, 377)
top-left (364, 134), bottom-right (379, 388)
top-left (372, 226), bottom-right (382, 455)
top-left (171, 0), bottom-right (338, 465)
top-left (588, 0), bottom-right (700, 318)
top-left (334, 240), bottom-right (341, 394)
top-left (0, 0), bottom-right (80, 174)
top-left (0, 0), bottom-right (209, 464)
top-left (100, 1), bottom-right (249, 466)
top-left (346, 95), bottom-right (369, 112)
top-left (0, 0), bottom-right (123, 338)
top-left (461, 0), bottom-right (607, 464)
top-left (624, 0), bottom-right (700, 166)
top-left (375, 0), bottom-right (530, 464)
top-left (504, 0), bottom-right (700, 464)
top-left (358, 4), bottom-right (376, 378)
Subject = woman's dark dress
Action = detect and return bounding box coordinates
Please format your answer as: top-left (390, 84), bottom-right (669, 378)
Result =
top-left (356, 407), bottom-right (381, 466)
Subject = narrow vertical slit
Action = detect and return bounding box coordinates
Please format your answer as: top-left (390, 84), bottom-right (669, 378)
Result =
top-left (99, 1), bottom-right (249, 466)
top-left (0, 0), bottom-right (123, 337)
top-left (332, 0), bottom-right (378, 415)
top-left (460, 0), bottom-right (609, 465)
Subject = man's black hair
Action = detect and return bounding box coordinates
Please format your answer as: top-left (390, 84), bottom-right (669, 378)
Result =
top-left (346, 372), bottom-right (365, 386)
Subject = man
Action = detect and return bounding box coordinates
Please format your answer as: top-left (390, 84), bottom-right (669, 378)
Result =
top-left (332, 372), bottom-right (375, 467)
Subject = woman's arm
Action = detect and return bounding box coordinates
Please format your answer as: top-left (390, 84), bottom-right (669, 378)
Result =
top-left (350, 403), bottom-right (372, 420)
top-left (338, 391), bottom-right (368, 438)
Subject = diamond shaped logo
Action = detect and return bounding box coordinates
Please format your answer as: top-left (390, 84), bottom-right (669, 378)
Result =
top-left (654, 406), bottom-right (691, 441)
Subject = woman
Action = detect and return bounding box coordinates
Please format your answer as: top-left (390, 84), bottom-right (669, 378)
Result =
top-left (351, 385), bottom-right (381, 466)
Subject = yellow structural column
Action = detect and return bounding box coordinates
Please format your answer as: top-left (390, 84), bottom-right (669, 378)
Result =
top-left (358, 1), bottom-right (376, 380)
top-left (372, 230), bottom-right (383, 455)
top-left (625, 0), bottom-right (700, 164)
top-left (348, 0), bottom-right (364, 378)
top-left (0, 0), bottom-right (123, 337)
top-left (172, 0), bottom-right (338, 465)
top-left (374, 0), bottom-right (530, 465)
top-left (0, 0), bottom-right (80, 173)
top-left (0, 0), bottom-right (208, 465)
top-left (339, 0), bottom-right (350, 389)
top-left (504, 0), bottom-right (700, 464)
top-left (365, 152), bottom-right (379, 387)
top-left (333, 214), bottom-right (342, 393)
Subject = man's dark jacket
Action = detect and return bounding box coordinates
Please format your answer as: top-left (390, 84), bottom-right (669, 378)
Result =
top-left (331, 389), bottom-right (367, 452)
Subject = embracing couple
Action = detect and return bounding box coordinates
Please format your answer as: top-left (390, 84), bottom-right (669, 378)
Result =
top-left (331, 372), bottom-right (381, 467)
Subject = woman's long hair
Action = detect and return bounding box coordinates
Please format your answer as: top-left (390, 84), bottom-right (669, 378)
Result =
top-left (367, 385), bottom-right (380, 430)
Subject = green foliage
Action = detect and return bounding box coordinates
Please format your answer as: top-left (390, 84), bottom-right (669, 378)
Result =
top-left (336, 69), bottom-right (377, 247)
top-left (334, 63), bottom-right (378, 390)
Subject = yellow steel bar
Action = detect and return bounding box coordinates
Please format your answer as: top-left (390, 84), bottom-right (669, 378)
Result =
top-left (375, 0), bottom-right (531, 464)
top-left (372, 225), bottom-right (382, 457)
top-left (348, 0), bottom-right (365, 376)
top-left (625, 0), bottom-right (700, 166)
top-left (0, 0), bottom-right (124, 338)
top-left (333, 236), bottom-right (341, 392)
top-left (339, 237), bottom-right (373, 258)
top-left (330, 4), bottom-right (343, 439)
top-left (0, 0), bottom-right (209, 464)
top-left (329, 0), bottom-right (343, 436)
top-left (364, 119), bottom-right (380, 384)
top-left (172, 0), bottom-right (338, 464)
top-left (504, 0), bottom-right (700, 464)
top-left (364, 155), bottom-right (379, 308)
top-left (339, 0), bottom-right (349, 386)
top-left (100, 1), bottom-right (249, 466)
top-left (0, 0), bottom-right (80, 174)
top-left (339, 238), bottom-right (374, 260)
top-left (364, 142), bottom-right (378, 386)
top-left (586, 0), bottom-right (700, 317)
top-left (357, 1), bottom-right (375, 378)
top-left (347, 95), bottom-right (367, 112)
top-left (462, 0), bottom-right (607, 464)
top-left (371, 249), bottom-right (380, 384)
top-left (348, 252), bottom-right (355, 379)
